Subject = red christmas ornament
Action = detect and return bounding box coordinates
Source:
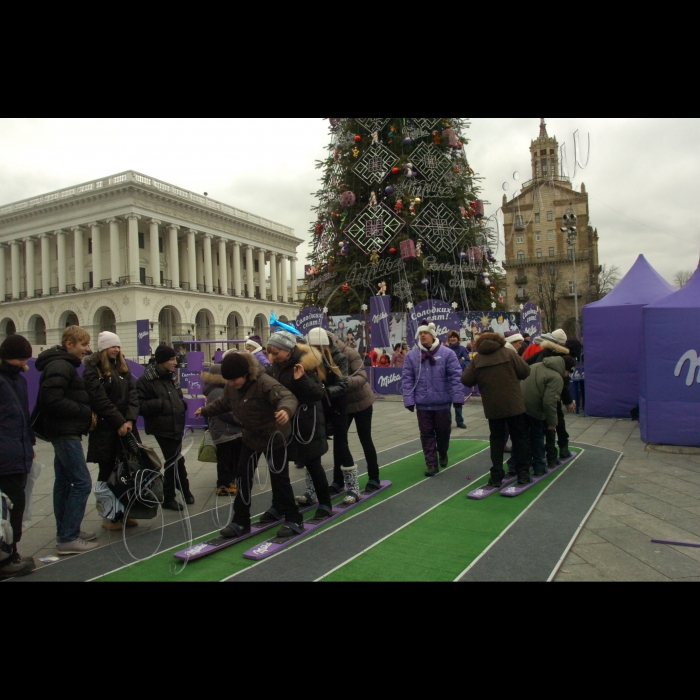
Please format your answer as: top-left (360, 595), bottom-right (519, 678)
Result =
top-left (389, 247), bottom-right (397, 256)
top-left (354, 135), bottom-right (362, 143)
top-left (342, 284), bottom-right (349, 292)
top-left (392, 167), bottom-right (400, 175)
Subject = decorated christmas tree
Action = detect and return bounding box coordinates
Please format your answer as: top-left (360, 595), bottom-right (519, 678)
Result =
top-left (305, 118), bottom-right (502, 314)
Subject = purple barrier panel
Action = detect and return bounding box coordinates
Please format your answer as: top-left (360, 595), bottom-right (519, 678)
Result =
top-left (214, 351), bottom-right (225, 364)
top-left (373, 367), bottom-right (403, 395)
top-left (186, 397), bottom-right (206, 429)
top-left (187, 377), bottom-right (204, 396)
top-left (187, 352), bottom-right (204, 372)
top-left (180, 371), bottom-right (200, 393)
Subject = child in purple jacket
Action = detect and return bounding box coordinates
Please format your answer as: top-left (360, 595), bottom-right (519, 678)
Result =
top-left (402, 322), bottom-right (464, 477)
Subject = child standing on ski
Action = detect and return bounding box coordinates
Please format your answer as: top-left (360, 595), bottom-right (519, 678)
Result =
top-left (195, 352), bottom-right (303, 540)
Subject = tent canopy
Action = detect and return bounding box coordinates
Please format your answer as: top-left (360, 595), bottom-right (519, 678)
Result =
top-left (583, 255), bottom-right (675, 418)
top-left (641, 260), bottom-right (700, 446)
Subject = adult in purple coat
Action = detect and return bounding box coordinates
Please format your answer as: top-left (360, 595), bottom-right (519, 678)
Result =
top-left (402, 322), bottom-right (464, 477)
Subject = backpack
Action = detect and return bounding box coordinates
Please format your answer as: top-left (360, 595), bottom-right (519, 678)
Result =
top-left (0, 490), bottom-right (14, 563)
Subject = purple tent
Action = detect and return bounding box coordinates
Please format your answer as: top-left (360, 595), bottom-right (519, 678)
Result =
top-left (583, 255), bottom-right (674, 417)
top-left (641, 260), bottom-right (700, 447)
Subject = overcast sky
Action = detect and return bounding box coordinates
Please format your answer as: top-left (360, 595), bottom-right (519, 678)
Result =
top-left (1, 118), bottom-right (698, 285)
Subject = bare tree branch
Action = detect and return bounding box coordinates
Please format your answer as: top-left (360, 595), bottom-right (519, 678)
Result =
top-left (674, 270), bottom-right (693, 289)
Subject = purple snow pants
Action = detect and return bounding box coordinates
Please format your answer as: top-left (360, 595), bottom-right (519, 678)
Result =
top-left (417, 409), bottom-right (452, 468)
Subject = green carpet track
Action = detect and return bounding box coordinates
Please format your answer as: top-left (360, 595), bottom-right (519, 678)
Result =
top-left (321, 448), bottom-right (582, 582)
top-left (95, 440), bottom-right (489, 582)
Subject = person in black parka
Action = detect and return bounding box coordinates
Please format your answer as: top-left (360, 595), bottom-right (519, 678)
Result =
top-left (0, 335), bottom-right (36, 579)
top-left (83, 332), bottom-right (141, 531)
top-left (136, 345), bottom-right (192, 512)
top-left (265, 331), bottom-right (331, 521)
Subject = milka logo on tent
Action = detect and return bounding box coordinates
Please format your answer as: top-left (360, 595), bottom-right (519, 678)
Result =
top-left (138, 331), bottom-right (149, 340)
top-left (675, 350), bottom-right (700, 386)
top-left (378, 373), bottom-right (401, 388)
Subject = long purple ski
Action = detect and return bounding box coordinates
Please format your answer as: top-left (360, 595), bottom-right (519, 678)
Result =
top-left (467, 474), bottom-right (518, 501)
top-left (500, 450), bottom-right (580, 498)
top-left (174, 492), bottom-right (346, 563)
top-left (243, 481), bottom-right (392, 561)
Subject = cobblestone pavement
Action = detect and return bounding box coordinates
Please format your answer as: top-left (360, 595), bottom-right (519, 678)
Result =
top-left (20, 397), bottom-right (700, 581)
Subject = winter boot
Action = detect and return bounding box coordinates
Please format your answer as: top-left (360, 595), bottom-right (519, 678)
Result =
top-left (425, 465), bottom-right (439, 477)
top-left (341, 466), bottom-right (361, 505)
top-left (559, 445), bottom-right (572, 459)
top-left (295, 470), bottom-right (318, 506)
top-left (439, 454), bottom-right (449, 469)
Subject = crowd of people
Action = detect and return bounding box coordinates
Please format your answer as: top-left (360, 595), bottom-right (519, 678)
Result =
top-left (0, 320), bottom-right (581, 581)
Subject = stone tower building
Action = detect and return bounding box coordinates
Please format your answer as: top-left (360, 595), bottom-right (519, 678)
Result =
top-left (502, 119), bottom-right (600, 336)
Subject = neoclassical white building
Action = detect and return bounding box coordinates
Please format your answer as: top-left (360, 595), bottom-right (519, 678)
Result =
top-left (0, 171), bottom-right (303, 360)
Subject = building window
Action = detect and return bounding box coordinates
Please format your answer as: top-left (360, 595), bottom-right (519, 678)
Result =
top-left (548, 230), bottom-right (554, 241)
top-left (88, 238), bottom-right (93, 254)
top-left (515, 215), bottom-right (524, 230)
top-left (140, 267), bottom-right (146, 285)
top-left (518, 287), bottom-right (526, 298)
top-left (541, 150), bottom-right (547, 156)
top-left (517, 251), bottom-right (525, 263)
top-left (536, 231), bottom-right (542, 241)
top-left (535, 213), bottom-right (541, 224)
top-left (569, 281), bottom-right (576, 294)
top-left (550, 149), bottom-right (555, 155)
top-left (537, 266), bottom-right (543, 277)
top-left (538, 284), bottom-right (543, 295)
top-left (542, 159), bottom-right (548, 177)
top-left (547, 211), bottom-right (553, 221)
top-left (159, 237), bottom-right (164, 253)
top-left (516, 234), bottom-right (524, 244)
top-left (160, 271), bottom-right (164, 285)
top-left (549, 265), bottom-right (556, 275)
top-left (88, 271), bottom-right (93, 288)
top-left (517, 268), bottom-right (525, 279)
top-left (254, 261), bottom-right (259, 273)
top-left (549, 248), bottom-right (555, 257)
top-left (537, 249), bottom-right (542, 258)
top-left (138, 232), bottom-right (145, 249)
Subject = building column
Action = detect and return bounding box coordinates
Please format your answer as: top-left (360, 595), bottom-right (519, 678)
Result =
top-left (281, 255), bottom-right (288, 303)
top-left (40, 234), bottom-right (51, 295)
top-left (25, 238), bottom-right (35, 298)
top-left (10, 241), bottom-right (20, 299)
top-left (55, 230), bottom-right (67, 294)
top-left (196, 241), bottom-right (204, 288)
top-left (0, 245), bottom-right (6, 302)
top-left (126, 214), bottom-right (141, 284)
top-left (179, 238), bottom-right (188, 287)
top-left (187, 230), bottom-right (197, 291)
top-left (290, 256), bottom-right (298, 302)
top-left (218, 238), bottom-right (229, 295)
top-left (72, 227), bottom-right (84, 292)
top-left (268, 252), bottom-right (278, 301)
top-left (258, 249), bottom-right (267, 299)
top-left (149, 219), bottom-right (161, 286)
top-left (245, 246), bottom-right (255, 298)
top-left (107, 218), bottom-right (121, 284)
top-left (89, 223), bottom-right (101, 289)
top-left (277, 259), bottom-right (282, 297)
top-left (232, 242), bottom-right (242, 296)
top-left (203, 234), bottom-right (214, 293)
top-left (168, 224), bottom-right (180, 289)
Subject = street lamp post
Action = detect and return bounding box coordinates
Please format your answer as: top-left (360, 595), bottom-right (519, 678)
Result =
top-left (561, 208), bottom-right (579, 327)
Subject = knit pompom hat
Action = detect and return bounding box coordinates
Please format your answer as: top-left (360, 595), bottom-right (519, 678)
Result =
top-left (417, 322), bottom-right (438, 340)
top-left (267, 331), bottom-right (297, 352)
top-left (551, 329), bottom-right (568, 345)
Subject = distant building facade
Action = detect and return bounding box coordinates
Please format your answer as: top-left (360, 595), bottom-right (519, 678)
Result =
top-left (0, 171), bottom-right (303, 359)
top-left (502, 120), bottom-right (600, 333)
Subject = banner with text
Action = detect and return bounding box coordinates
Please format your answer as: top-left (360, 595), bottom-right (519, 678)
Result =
top-left (407, 300), bottom-right (461, 348)
top-left (296, 307), bottom-right (329, 337)
top-left (137, 320), bottom-right (150, 356)
top-left (373, 368), bottom-right (404, 395)
top-left (370, 296), bottom-right (392, 350)
top-left (520, 302), bottom-right (542, 339)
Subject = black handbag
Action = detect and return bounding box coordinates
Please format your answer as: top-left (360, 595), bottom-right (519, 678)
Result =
top-left (107, 436), bottom-right (164, 520)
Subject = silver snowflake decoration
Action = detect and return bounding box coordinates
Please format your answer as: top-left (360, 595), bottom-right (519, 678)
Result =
top-left (412, 203), bottom-right (468, 253)
top-left (394, 280), bottom-right (412, 300)
top-left (353, 144), bottom-right (398, 185)
top-left (143, 297), bottom-right (151, 307)
top-left (345, 202), bottom-right (405, 254)
top-left (413, 118), bottom-right (442, 131)
top-left (410, 143), bottom-right (451, 183)
top-left (356, 118), bottom-right (391, 133)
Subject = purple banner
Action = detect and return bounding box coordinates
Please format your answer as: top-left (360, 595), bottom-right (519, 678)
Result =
top-left (407, 300), bottom-right (461, 348)
top-left (370, 296), bottom-right (391, 350)
top-left (296, 307), bottom-right (329, 337)
top-left (373, 367), bottom-right (403, 395)
top-left (137, 320), bottom-right (150, 357)
top-left (521, 302), bottom-right (542, 339)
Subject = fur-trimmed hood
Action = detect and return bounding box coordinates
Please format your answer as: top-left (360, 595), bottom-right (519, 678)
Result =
top-left (538, 340), bottom-right (569, 356)
top-left (201, 371), bottom-right (227, 387)
top-left (296, 344), bottom-right (324, 372)
top-left (475, 333), bottom-right (506, 355)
